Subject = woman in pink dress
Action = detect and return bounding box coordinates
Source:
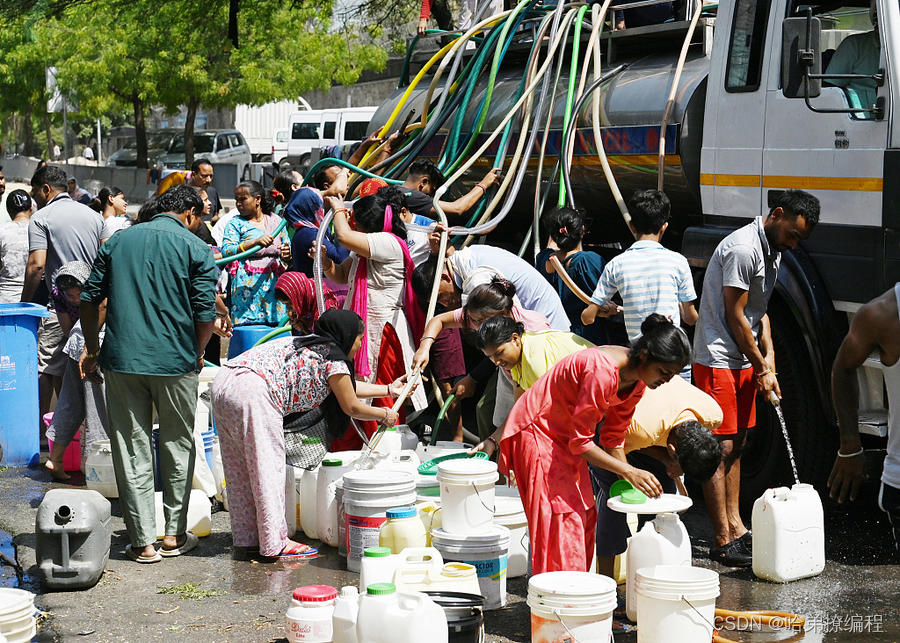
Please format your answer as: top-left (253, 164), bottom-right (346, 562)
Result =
top-left (474, 314), bottom-right (692, 574)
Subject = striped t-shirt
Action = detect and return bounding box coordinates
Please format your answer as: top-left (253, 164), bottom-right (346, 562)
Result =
top-left (589, 240), bottom-right (695, 342)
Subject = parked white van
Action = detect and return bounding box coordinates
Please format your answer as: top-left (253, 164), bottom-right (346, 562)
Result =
top-left (284, 106), bottom-right (377, 172)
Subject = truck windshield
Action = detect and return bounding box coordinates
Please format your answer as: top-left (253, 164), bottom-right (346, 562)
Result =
top-left (169, 134), bottom-right (215, 154)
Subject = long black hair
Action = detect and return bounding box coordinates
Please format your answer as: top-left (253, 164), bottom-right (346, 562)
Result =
top-left (476, 315), bottom-right (525, 349)
top-left (464, 277), bottom-right (516, 326)
top-left (236, 180), bottom-right (275, 215)
top-left (352, 185), bottom-right (408, 239)
top-left (89, 186), bottom-right (124, 213)
top-left (627, 313), bottom-right (692, 368)
top-left (549, 206), bottom-right (586, 252)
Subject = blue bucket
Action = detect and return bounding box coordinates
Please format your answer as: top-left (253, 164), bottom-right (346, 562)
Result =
top-left (0, 303), bottom-right (50, 466)
top-left (227, 324), bottom-right (277, 359)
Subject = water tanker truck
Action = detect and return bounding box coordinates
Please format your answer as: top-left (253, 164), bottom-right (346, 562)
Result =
top-left (365, 0), bottom-right (894, 504)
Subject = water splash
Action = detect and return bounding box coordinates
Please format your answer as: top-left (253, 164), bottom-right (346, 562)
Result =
top-left (774, 404), bottom-right (800, 486)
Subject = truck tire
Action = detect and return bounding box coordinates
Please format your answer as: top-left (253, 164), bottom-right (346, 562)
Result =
top-left (739, 299), bottom-right (837, 511)
top-left (297, 155), bottom-right (312, 177)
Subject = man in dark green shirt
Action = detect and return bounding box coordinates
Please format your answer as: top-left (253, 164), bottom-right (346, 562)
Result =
top-left (80, 185), bottom-right (217, 563)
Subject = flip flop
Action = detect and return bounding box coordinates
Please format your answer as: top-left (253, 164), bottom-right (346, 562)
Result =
top-left (125, 546), bottom-right (162, 564)
top-left (159, 532), bottom-right (199, 558)
top-left (276, 543), bottom-right (318, 560)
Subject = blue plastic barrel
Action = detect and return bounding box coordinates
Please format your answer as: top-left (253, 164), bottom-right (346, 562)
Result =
top-left (0, 303), bottom-right (50, 466)
top-left (227, 324), bottom-right (276, 358)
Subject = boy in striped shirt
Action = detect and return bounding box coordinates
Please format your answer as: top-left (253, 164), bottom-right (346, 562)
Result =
top-left (581, 190), bottom-right (698, 342)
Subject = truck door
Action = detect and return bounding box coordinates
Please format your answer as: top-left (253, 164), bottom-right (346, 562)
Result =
top-left (321, 111), bottom-right (339, 148)
top-left (763, 3), bottom-right (888, 305)
top-left (700, 0), bottom-right (775, 219)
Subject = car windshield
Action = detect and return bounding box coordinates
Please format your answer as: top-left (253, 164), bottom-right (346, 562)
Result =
top-left (148, 133), bottom-right (173, 149)
top-left (168, 133), bottom-right (215, 154)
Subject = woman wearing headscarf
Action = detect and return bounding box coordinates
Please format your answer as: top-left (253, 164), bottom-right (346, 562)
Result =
top-left (273, 271), bottom-right (338, 335)
top-left (315, 186), bottom-right (428, 435)
top-left (211, 310), bottom-right (409, 560)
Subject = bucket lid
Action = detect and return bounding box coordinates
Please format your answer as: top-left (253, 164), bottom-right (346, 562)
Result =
top-left (432, 525), bottom-right (510, 548)
top-left (322, 458), bottom-right (343, 467)
top-left (363, 547), bottom-right (392, 558)
top-left (0, 302), bottom-right (50, 318)
top-left (302, 437), bottom-right (323, 445)
top-left (342, 469), bottom-right (415, 491)
top-left (292, 585), bottom-right (338, 602)
top-left (386, 506), bottom-right (417, 519)
top-left (528, 571), bottom-right (617, 598)
top-left (436, 458), bottom-right (497, 477)
top-left (423, 591), bottom-right (485, 610)
top-left (383, 426), bottom-right (397, 431)
top-left (367, 582), bottom-right (396, 596)
top-left (418, 451), bottom-right (488, 476)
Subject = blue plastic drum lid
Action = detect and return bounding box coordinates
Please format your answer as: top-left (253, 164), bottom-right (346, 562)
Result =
top-left (0, 303), bottom-right (49, 467)
top-left (226, 324), bottom-right (278, 358)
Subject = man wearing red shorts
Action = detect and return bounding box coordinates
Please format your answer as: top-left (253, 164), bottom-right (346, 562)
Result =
top-left (693, 190), bottom-right (819, 566)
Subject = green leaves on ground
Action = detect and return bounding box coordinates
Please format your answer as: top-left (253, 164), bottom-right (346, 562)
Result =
top-left (157, 582), bottom-right (224, 600)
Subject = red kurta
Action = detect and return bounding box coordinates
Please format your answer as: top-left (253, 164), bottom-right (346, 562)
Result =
top-left (499, 348), bottom-right (645, 574)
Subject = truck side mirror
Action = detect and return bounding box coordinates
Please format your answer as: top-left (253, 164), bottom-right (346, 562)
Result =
top-left (782, 16), bottom-right (822, 98)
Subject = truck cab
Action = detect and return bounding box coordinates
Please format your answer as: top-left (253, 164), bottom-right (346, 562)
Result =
top-left (284, 106), bottom-right (377, 174)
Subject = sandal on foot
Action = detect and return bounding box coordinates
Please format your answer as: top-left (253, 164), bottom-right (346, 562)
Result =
top-left (126, 546), bottom-right (162, 564)
top-left (160, 532), bottom-right (199, 558)
top-left (276, 543), bottom-right (318, 560)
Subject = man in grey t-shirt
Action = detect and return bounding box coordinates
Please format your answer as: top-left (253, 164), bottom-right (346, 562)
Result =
top-left (693, 189), bottom-right (819, 567)
top-left (22, 165), bottom-right (103, 420)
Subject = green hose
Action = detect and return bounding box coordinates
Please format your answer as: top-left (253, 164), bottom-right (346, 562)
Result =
top-left (252, 323), bottom-right (291, 347)
top-left (558, 4), bottom-right (589, 207)
top-left (430, 393), bottom-right (457, 445)
top-left (215, 219), bottom-right (288, 266)
top-left (301, 158), bottom-right (403, 188)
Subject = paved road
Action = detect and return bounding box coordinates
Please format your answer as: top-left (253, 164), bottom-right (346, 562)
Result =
top-left (1, 464), bottom-right (898, 642)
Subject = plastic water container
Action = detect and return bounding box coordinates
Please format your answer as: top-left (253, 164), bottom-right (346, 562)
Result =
top-left (336, 481), bottom-right (347, 558)
top-left (432, 525), bottom-right (510, 610)
top-left (394, 562), bottom-right (482, 598)
top-left (195, 366), bottom-right (218, 434)
top-left (0, 588), bottom-right (36, 643)
top-left (436, 459), bottom-right (498, 535)
top-left (44, 413), bottom-right (82, 472)
top-left (373, 426), bottom-right (403, 454)
top-left (0, 302), bottom-right (49, 466)
top-left (493, 486), bottom-right (528, 578)
top-left (635, 565), bottom-right (719, 643)
top-left (286, 464), bottom-right (298, 538)
top-left (397, 425), bottom-right (419, 451)
top-left (625, 513), bottom-right (691, 621)
top-left (355, 583), bottom-right (448, 643)
top-left (84, 440), bottom-right (119, 498)
top-left (415, 441), bottom-right (471, 463)
top-left (318, 458), bottom-right (353, 547)
top-left (35, 489), bottom-right (111, 589)
top-left (366, 450), bottom-right (420, 477)
top-left (419, 503), bottom-right (443, 546)
top-left (300, 463), bottom-right (321, 540)
top-left (360, 546), bottom-right (445, 592)
top-left (332, 586), bottom-right (360, 643)
top-left (379, 506), bottom-right (426, 553)
top-left (227, 324), bottom-right (276, 358)
top-left (528, 572), bottom-right (618, 643)
top-left (425, 592), bottom-right (485, 643)
top-left (286, 585), bottom-right (337, 642)
top-left (343, 470), bottom-right (416, 572)
top-left (153, 490), bottom-right (212, 538)
top-left (752, 483), bottom-right (825, 582)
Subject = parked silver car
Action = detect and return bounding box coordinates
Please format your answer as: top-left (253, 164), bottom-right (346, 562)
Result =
top-left (159, 129), bottom-right (252, 180)
top-left (107, 130), bottom-right (176, 167)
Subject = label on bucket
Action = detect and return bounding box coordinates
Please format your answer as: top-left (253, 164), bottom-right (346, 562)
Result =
top-left (531, 612), bottom-right (612, 643)
top-left (463, 555), bottom-right (507, 610)
top-left (347, 514), bottom-right (387, 563)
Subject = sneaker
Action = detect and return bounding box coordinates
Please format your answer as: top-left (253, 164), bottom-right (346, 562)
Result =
top-left (710, 537), bottom-right (752, 568)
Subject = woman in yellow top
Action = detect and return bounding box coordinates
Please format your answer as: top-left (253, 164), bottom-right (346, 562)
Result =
top-left (474, 315), bottom-right (594, 393)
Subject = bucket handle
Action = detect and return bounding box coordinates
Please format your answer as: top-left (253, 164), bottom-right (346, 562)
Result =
top-left (681, 596), bottom-right (715, 631)
top-left (552, 608), bottom-right (613, 643)
top-left (471, 481), bottom-right (495, 513)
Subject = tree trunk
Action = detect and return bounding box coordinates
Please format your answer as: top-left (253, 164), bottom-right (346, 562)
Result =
top-left (23, 104), bottom-right (35, 157)
top-left (42, 110), bottom-right (54, 161)
top-left (133, 94), bottom-right (149, 169)
top-left (183, 96), bottom-right (200, 169)
top-left (228, 0), bottom-right (240, 48)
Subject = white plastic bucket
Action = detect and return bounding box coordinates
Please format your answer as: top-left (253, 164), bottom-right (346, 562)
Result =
top-left (0, 589), bottom-right (35, 643)
top-left (527, 571), bottom-right (617, 643)
top-left (494, 486), bottom-right (528, 579)
top-left (431, 525), bottom-right (509, 610)
top-left (635, 565), bottom-right (719, 643)
top-left (436, 459), bottom-right (498, 535)
top-left (342, 470), bottom-right (416, 572)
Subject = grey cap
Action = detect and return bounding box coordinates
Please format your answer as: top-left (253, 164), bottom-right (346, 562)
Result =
top-left (55, 261), bottom-right (92, 287)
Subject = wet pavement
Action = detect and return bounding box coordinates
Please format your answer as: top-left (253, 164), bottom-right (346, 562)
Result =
top-left (0, 465), bottom-right (897, 642)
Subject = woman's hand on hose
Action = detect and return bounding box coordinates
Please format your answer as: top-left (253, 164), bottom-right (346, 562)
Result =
top-left (622, 465), bottom-right (664, 498)
top-left (323, 195), bottom-right (346, 215)
top-left (256, 234), bottom-right (275, 248)
top-left (308, 242), bottom-right (333, 271)
top-left (381, 407), bottom-right (400, 427)
top-left (389, 374), bottom-right (417, 398)
top-left (279, 243), bottom-right (292, 263)
top-left (410, 346), bottom-right (431, 373)
top-left (417, 17), bottom-right (428, 36)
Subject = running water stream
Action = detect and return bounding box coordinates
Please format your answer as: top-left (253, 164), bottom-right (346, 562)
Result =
top-left (770, 392), bottom-right (800, 486)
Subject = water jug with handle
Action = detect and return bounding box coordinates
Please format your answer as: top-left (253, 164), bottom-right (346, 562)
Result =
top-left (84, 440), bottom-right (119, 498)
top-left (751, 483), bottom-right (825, 582)
top-left (625, 513), bottom-right (691, 622)
top-left (355, 583), bottom-right (448, 643)
top-left (332, 586), bottom-right (360, 643)
top-left (317, 458), bottom-right (353, 547)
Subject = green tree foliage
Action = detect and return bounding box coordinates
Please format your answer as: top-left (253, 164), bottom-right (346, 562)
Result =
top-left (0, 15), bottom-right (51, 156)
top-left (2, 0), bottom-right (388, 168)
